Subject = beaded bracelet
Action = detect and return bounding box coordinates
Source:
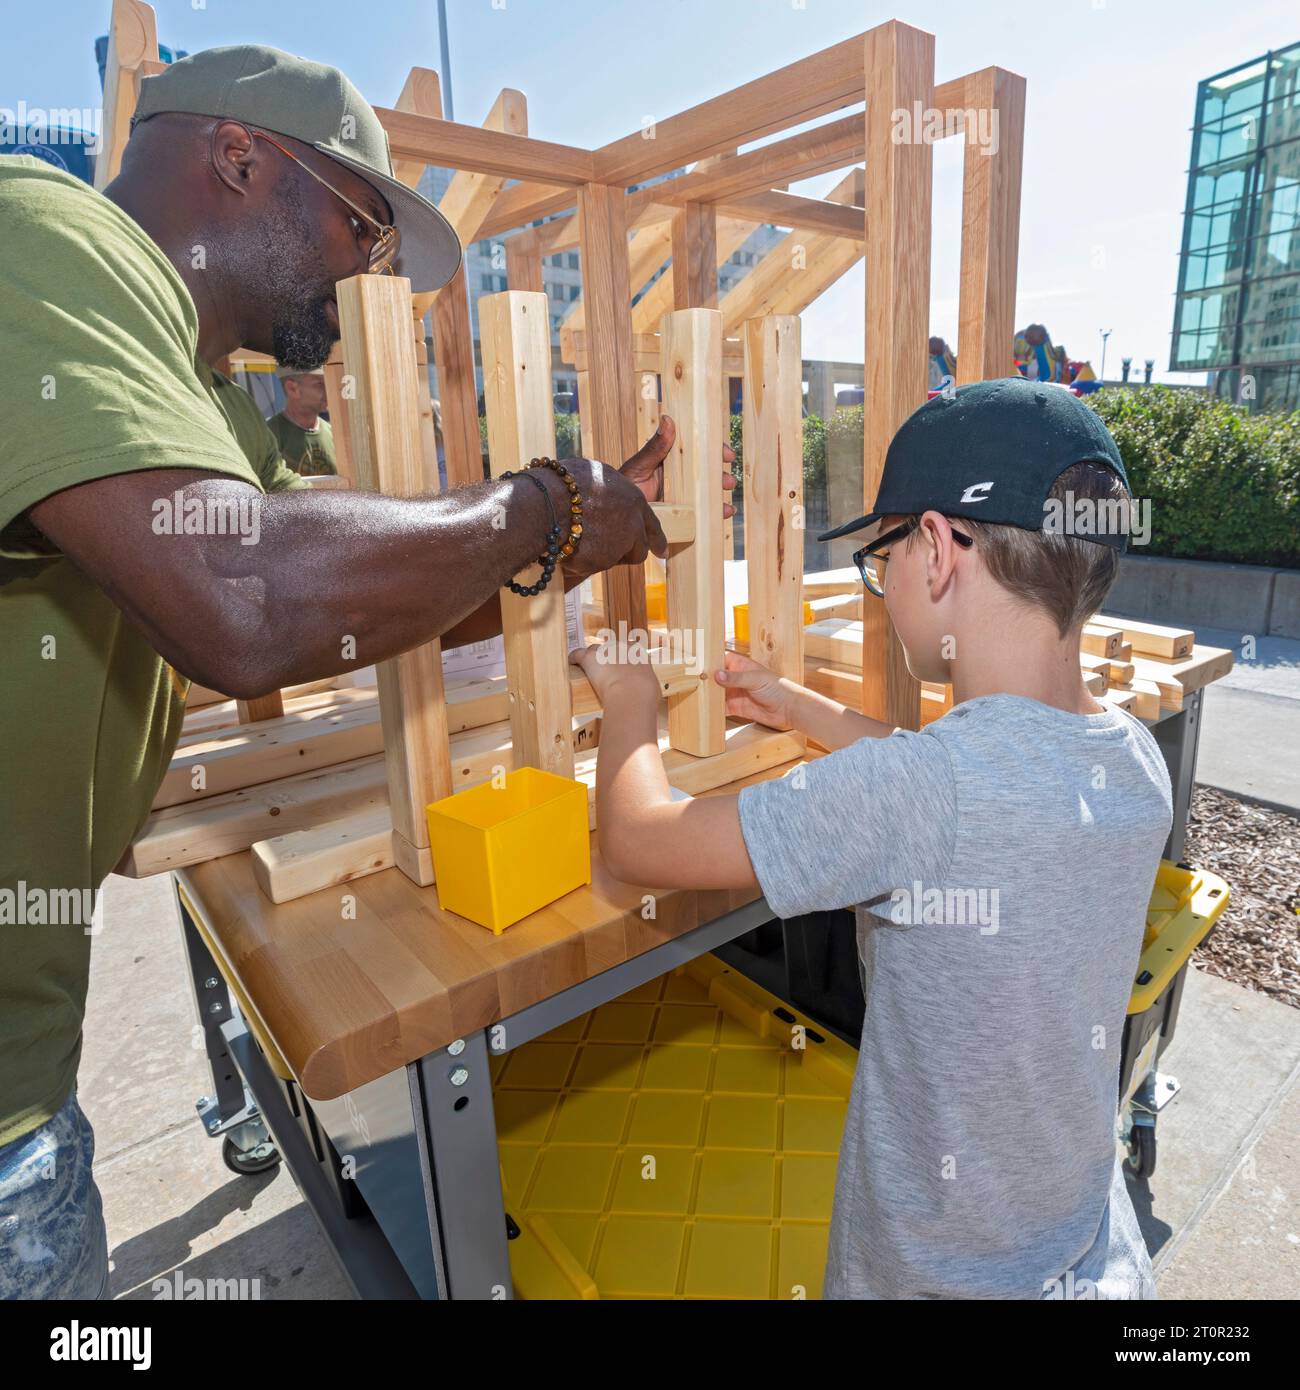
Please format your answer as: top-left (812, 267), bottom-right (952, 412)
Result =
top-left (501, 457), bottom-right (584, 597)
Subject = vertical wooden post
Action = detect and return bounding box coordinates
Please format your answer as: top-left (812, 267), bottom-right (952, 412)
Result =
top-left (671, 204), bottom-right (719, 310)
top-left (660, 308), bottom-right (726, 758)
top-left (861, 21), bottom-right (933, 730)
top-left (742, 314), bottom-right (804, 684)
top-left (578, 182), bottom-right (646, 635)
top-left (636, 368), bottom-right (665, 588)
top-left (94, 0), bottom-right (160, 190)
top-left (506, 233), bottom-right (544, 293)
top-left (957, 67), bottom-right (1026, 385)
top-left (337, 274), bottom-right (452, 886)
top-left (480, 291), bottom-right (576, 779)
top-left (322, 344), bottom-right (357, 486)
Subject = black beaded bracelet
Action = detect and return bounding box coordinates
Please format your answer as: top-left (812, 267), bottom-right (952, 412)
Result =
top-left (501, 457), bottom-right (584, 597)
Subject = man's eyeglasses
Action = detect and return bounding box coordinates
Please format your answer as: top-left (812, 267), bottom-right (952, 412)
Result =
top-left (253, 130), bottom-right (400, 275)
top-left (853, 517), bottom-right (973, 597)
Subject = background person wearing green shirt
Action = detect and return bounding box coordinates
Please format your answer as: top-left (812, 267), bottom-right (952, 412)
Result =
top-left (0, 45), bottom-right (735, 1299)
top-left (268, 365), bottom-right (337, 476)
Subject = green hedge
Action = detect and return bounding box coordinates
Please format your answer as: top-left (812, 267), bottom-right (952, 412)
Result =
top-left (487, 390), bottom-right (1299, 569)
top-left (1083, 388), bottom-right (1299, 568)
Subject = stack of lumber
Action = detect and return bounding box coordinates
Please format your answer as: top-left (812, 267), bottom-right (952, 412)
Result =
top-left (126, 656), bottom-right (801, 902)
top-left (790, 606), bottom-right (1231, 723)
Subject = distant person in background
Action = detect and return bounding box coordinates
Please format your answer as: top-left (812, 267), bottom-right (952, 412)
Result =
top-left (268, 365), bottom-right (337, 476)
top-left (928, 336), bottom-right (956, 391)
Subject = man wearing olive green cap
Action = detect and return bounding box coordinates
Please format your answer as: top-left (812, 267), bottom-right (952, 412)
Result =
top-left (269, 366), bottom-right (338, 476)
top-left (0, 43), bottom-right (734, 1297)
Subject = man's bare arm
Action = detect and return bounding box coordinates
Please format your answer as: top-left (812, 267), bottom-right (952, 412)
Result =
top-left (29, 463), bottom-right (663, 698)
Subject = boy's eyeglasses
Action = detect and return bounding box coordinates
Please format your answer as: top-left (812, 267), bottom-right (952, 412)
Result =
top-left (252, 130), bottom-right (400, 275)
top-left (853, 517), bottom-right (973, 597)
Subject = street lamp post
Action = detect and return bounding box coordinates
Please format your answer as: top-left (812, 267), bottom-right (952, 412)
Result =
top-left (1099, 329), bottom-right (1112, 382)
top-left (437, 0), bottom-right (454, 121)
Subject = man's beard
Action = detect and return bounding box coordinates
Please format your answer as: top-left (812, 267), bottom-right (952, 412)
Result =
top-left (256, 178), bottom-right (338, 372)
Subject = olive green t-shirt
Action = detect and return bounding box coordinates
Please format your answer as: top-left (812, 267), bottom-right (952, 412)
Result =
top-left (267, 411), bottom-right (338, 476)
top-left (0, 155), bottom-right (303, 1146)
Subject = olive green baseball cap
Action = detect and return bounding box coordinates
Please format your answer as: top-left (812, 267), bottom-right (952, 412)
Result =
top-left (133, 44), bottom-right (462, 292)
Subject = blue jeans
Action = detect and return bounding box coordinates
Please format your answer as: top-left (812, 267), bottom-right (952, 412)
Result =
top-left (0, 1092), bottom-right (109, 1299)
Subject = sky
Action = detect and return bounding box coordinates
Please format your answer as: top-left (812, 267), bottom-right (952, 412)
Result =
top-left (2, 0), bottom-right (1295, 382)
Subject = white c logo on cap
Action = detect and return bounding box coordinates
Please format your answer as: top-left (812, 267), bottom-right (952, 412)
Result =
top-left (960, 482), bottom-right (994, 503)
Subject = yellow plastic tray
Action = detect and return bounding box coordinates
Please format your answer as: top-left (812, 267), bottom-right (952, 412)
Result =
top-left (492, 954), bottom-right (857, 1299)
top-left (1129, 860), bottom-right (1229, 1014)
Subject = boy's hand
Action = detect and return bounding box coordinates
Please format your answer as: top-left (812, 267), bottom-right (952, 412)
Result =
top-left (714, 651), bottom-right (795, 731)
top-left (569, 635), bottom-right (663, 706)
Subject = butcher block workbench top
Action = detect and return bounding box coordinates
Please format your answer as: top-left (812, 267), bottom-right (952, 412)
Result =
top-left (176, 758), bottom-right (809, 1104)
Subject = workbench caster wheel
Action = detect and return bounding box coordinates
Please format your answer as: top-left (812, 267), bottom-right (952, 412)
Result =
top-left (1126, 1123), bottom-right (1156, 1180)
top-left (222, 1134), bottom-right (281, 1176)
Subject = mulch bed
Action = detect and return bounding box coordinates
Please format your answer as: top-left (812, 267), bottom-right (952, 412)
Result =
top-left (1184, 785), bottom-right (1300, 1010)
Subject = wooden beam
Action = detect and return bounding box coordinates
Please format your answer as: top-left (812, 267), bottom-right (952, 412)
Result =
top-left (94, 0), bottom-right (160, 190)
top-left (742, 315), bottom-right (804, 683)
top-left (322, 341), bottom-right (357, 486)
top-left (480, 291), bottom-right (576, 778)
top-left (714, 189), bottom-right (865, 239)
top-left (592, 33), bottom-right (873, 185)
top-left (623, 114), bottom-right (863, 224)
top-left (671, 203), bottom-right (719, 309)
top-left (860, 22), bottom-right (933, 731)
top-left (375, 107), bottom-right (593, 184)
top-left (631, 216), bottom-right (757, 335)
top-left (659, 308), bottom-right (726, 757)
top-left (390, 68), bottom-right (443, 187)
top-left (577, 182), bottom-right (646, 633)
top-left (506, 233), bottom-right (544, 292)
top-left (956, 67), bottom-right (1026, 384)
top-left (337, 273), bottom-right (453, 884)
top-left (564, 218), bottom-right (673, 336)
top-left (235, 694), bottom-right (285, 724)
top-left (476, 183), bottom-right (578, 242)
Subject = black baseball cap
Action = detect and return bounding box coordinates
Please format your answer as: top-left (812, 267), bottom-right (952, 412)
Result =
top-left (819, 378), bottom-right (1131, 551)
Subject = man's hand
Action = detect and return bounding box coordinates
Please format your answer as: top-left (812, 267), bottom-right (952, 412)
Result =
top-left (544, 458), bottom-right (668, 581)
top-left (714, 651), bottom-right (796, 731)
top-left (619, 415), bottom-right (737, 517)
top-left (569, 634), bottom-right (663, 707)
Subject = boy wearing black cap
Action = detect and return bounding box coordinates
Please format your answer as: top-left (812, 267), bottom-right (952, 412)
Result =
top-left (572, 378), bottom-right (1168, 1300)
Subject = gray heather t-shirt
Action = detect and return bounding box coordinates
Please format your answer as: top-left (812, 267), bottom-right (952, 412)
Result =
top-left (738, 694), bottom-right (1172, 1300)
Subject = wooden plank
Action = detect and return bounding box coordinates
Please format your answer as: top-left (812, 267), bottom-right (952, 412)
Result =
top-left (1102, 688), bottom-right (1137, 715)
top-left (659, 308), bottom-right (726, 757)
top-left (650, 503), bottom-right (694, 544)
top-left (861, 22), bottom-right (933, 731)
top-left (506, 233), bottom-right (544, 292)
top-left (671, 202), bottom-right (719, 310)
top-left (158, 698), bottom-right (384, 809)
top-left (714, 189), bottom-right (865, 239)
top-left (322, 342), bottom-right (357, 486)
top-left (252, 808), bottom-right (395, 904)
top-left (742, 314), bottom-right (804, 683)
top-left (718, 167), bottom-right (863, 334)
top-left (412, 87), bottom-right (528, 320)
top-left (956, 67), bottom-right (1026, 385)
top-left (480, 290), bottom-right (575, 779)
top-left (337, 272), bottom-right (453, 884)
top-left (1083, 671), bottom-right (1107, 697)
top-left (593, 33), bottom-right (874, 185)
top-left (1110, 677), bottom-right (1161, 720)
top-left (1080, 623), bottom-right (1123, 658)
top-left (577, 182), bottom-right (645, 633)
top-left (476, 183), bottom-right (578, 242)
top-left (1095, 615), bottom-right (1195, 661)
top-left (390, 67), bottom-right (442, 187)
top-left (236, 693), bottom-right (284, 723)
top-left (565, 218), bottom-right (674, 337)
top-left (94, 0), bottom-right (160, 190)
top-left (1106, 658), bottom-right (1136, 685)
top-left (630, 216), bottom-right (757, 335)
top-left (374, 107), bottom-right (593, 184)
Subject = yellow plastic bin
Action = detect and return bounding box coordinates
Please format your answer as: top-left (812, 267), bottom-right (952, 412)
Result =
top-left (426, 768), bottom-right (591, 934)
top-left (646, 581), bottom-right (666, 624)
top-left (733, 602), bottom-right (814, 645)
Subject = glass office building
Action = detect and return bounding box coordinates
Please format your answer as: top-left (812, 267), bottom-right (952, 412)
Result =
top-left (1172, 41), bottom-right (1300, 412)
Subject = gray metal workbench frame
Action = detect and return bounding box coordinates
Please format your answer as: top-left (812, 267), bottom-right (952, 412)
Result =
top-left (175, 689), bottom-right (1205, 1299)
